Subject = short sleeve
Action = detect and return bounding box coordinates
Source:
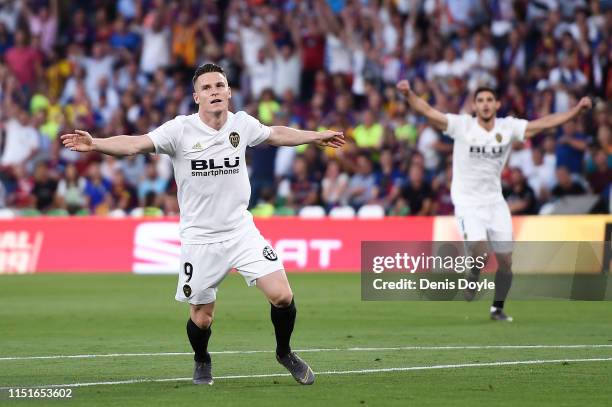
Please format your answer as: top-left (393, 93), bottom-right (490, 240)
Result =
top-left (147, 118), bottom-right (181, 156)
top-left (243, 113), bottom-right (272, 147)
top-left (444, 114), bottom-right (470, 140)
top-left (505, 117), bottom-right (528, 142)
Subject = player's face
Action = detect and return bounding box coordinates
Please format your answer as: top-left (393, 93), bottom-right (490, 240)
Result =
top-left (193, 72), bottom-right (231, 113)
top-left (473, 91), bottom-right (500, 122)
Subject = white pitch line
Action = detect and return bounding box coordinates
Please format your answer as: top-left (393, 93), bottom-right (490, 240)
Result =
top-left (1, 344), bottom-right (612, 362)
top-left (1, 357), bottom-right (611, 390)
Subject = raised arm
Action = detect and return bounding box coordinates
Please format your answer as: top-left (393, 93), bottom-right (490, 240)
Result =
top-left (61, 130), bottom-right (155, 156)
top-left (261, 21), bottom-right (279, 56)
top-left (266, 127), bottom-right (345, 148)
top-left (396, 80), bottom-right (448, 132)
top-left (314, 0), bottom-right (341, 37)
top-left (524, 97), bottom-right (592, 139)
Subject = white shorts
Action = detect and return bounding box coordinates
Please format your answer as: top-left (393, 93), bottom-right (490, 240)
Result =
top-left (175, 227), bottom-right (284, 304)
top-left (455, 200), bottom-right (513, 253)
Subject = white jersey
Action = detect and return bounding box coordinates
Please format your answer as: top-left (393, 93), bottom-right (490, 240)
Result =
top-left (444, 114), bottom-right (528, 206)
top-left (147, 111), bottom-right (271, 243)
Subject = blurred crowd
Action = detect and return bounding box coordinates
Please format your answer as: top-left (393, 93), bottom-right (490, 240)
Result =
top-left (0, 0), bottom-right (610, 217)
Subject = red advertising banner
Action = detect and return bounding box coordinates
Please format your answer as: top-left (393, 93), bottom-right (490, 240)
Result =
top-left (0, 217), bottom-right (434, 274)
top-left (1, 215), bottom-right (610, 274)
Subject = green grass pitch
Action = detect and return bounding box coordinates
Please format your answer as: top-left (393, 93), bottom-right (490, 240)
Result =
top-left (1, 273), bottom-right (611, 406)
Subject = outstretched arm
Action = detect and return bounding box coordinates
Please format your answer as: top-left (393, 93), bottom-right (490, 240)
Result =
top-left (61, 130), bottom-right (155, 156)
top-left (396, 80), bottom-right (448, 132)
top-left (524, 97), bottom-right (592, 139)
top-left (266, 127), bottom-right (345, 148)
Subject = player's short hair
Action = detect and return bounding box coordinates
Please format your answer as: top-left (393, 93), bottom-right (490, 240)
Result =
top-left (473, 87), bottom-right (498, 100)
top-left (192, 63), bottom-right (226, 87)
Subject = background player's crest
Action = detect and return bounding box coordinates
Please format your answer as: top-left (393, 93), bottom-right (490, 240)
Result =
top-left (183, 284), bottom-right (192, 297)
top-left (495, 133), bottom-right (502, 143)
top-left (229, 132), bottom-right (240, 148)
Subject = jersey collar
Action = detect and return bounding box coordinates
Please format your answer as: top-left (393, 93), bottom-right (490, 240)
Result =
top-left (193, 111), bottom-right (235, 135)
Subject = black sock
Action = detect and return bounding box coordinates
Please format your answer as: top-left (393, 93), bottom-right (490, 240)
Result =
top-left (186, 319), bottom-right (211, 363)
top-left (492, 268), bottom-right (513, 310)
top-left (492, 300), bottom-right (504, 309)
top-left (270, 298), bottom-right (296, 358)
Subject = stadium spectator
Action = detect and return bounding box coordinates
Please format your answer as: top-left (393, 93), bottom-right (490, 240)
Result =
top-left (139, 11), bottom-right (171, 75)
top-left (417, 123), bottom-right (447, 178)
top-left (4, 29), bottom-right (42, 90)
top-left (462, 31), bottom-right (498, 91)
top-left (171, 8), bottom-right (200, 68)
top-left (556, 120), bottom-right (588, 174)
top-left (249, 133), bottom-right (277, 208)
top-left (83, 162), bottom-right (112, 212)
top-left (110, 170), bottom-right (137, 214)
top-left (587, 149), bottom-right (612, 194)
top-left (397, 163), bottom-right (433, 216)
top-left (528, 147), bottom-right (557, 200)
top-left (372, 149), bottom-right (402, 210)
top-left (217, 41), bottom-right (244, 110)
top-left (66, 9), bottom-right (94, 48)
top-left (549, 54), bottom-right (588, 113)
top-left (100, 156), bottom-right (121, 181)
top-left (22, 0), bottom-right (58, 56)
top-left (76, 42), bottom-right (116, 104)
top-left (551, 166), bottom-right (587, 198)
top-left (137, 162), bottom-right (167, 206)
top-left (428, 46), bottom-right (466, 81)
top-left (262, 24), bottom-right (301, 99)
top-left (31, 161), bottom-right (57, 213)
top-left (278, 155), bottom-right (318, 210)
top-left (0, 22), bottom-right (12, 57)
top-left (292, 14), bottom-right (325, 101)
top-left (596, 125), bottom-right (612, 159)
top-left (344, 153), bottom-right (376, 209)
top-left (7, 164), bottom-right (34, 209)
top-left (120, 154), bottom-right (146, 188)
top-left (431, 163), bottom-right (454, 216)
top-left (248, 48), bottom-right (275, 101)
top-left (250, 186), bottom-right (276, 218)
top-left (55, 163), bottom-right (87, 214)
top-left (0, 105), bottom-right (39, 167)
top-left (321, 159), bottom-right (349, 210)
top-left (109, 16), bottom-right (140, 52)
top-left (353, 110), bottom-right (384, 149)
top-left (0, 1), bottom-right (21, 33)
top-left (504, 168), bottom-right (538, 215)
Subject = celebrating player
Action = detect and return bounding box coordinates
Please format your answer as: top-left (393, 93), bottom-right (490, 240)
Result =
top-left (396, 80), bottom-right (592, 321)
top-left (62, 63), bottom-right (344, 385)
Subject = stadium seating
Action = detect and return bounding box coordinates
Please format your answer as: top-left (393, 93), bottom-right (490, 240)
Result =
top-left (357, 205), bottom-right (386, 219)
top-left (0, 209), bottom-right (16, 219)
top-left (298, 206), bottom-right (326, 219)
top-left (329, 206), bottom-right (356, 219)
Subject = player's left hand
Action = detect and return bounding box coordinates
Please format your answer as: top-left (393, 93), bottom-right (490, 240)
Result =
top-left (577, 97), bottom-right (592, 113)
top-left (316, 130), bottom-right (345, 148)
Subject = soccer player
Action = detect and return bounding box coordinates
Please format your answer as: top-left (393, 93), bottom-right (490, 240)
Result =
top-left (61, 63), bottom-right (345, 385)
top-left (396, 80), bottom-right (592, 321)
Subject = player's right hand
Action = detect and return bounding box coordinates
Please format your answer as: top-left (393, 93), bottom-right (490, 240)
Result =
top-left (396, 80), bottom-right (411, 96)
top-left (61, 129), bottom-right (95, 152)
top-left (577, 97), bottom-right (592, 113)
